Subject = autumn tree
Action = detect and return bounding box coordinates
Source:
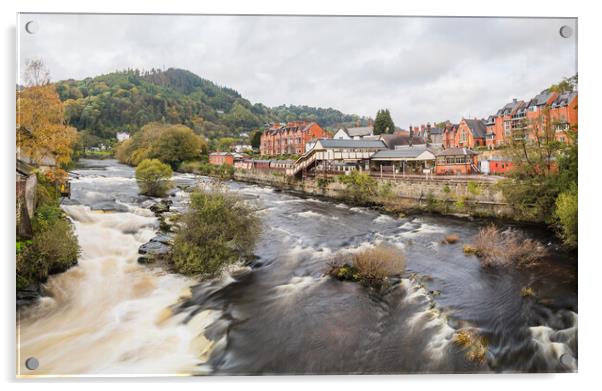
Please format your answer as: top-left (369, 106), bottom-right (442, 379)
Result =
top-left (17, 59), bottom-right (77, 180)
top-left (115, 122), bottom-right (207, 167)
top-left (151, 125), bottom-right (207, 168)
top-left (498, 107), bottom-right (578, 247)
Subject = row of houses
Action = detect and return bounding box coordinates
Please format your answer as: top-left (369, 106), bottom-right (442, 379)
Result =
top-left (410, 89), bottom-right (577, 150)
top-left (259, 121), bottom-right (328, 156)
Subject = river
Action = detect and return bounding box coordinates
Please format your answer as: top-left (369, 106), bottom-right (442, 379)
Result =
top-left (17, 159), bottom-right (578, 376)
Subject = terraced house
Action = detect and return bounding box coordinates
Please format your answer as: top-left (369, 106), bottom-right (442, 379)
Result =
top-left (549, 91), bottom-right (578, 143)
top-left (484, 89), bottom-right (578, 148)
top-left (260, 121), bottom-right (328, 156)
top-left (485, 98), bottom-right (525, 149)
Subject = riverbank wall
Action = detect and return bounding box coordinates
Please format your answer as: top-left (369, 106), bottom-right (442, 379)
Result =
top-left (233, 169), bottom-right (514, 219)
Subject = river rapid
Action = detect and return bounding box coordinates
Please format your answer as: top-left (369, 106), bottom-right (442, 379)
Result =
top-left (17, 159), bottom-right (577, 376)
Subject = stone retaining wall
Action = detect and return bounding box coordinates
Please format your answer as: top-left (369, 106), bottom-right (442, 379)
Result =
top-left (233, 169), bottom-right (514, 219)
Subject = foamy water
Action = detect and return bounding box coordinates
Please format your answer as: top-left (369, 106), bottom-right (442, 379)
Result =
top-left (17, 196), bottom-right (213, 376)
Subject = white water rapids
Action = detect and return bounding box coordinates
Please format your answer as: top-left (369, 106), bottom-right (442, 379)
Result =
top-left (17, 203), bottom-right (216, 376)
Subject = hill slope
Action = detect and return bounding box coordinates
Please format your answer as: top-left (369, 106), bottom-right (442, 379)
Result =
top-left (55, 68), bottom-right (365, 141)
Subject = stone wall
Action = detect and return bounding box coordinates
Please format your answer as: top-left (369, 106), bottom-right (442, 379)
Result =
top-left (233, 169), bottom-right (514, 219)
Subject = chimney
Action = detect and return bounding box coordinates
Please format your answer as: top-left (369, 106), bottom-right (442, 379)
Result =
top-left (409, 125), bottom-right (413, 147)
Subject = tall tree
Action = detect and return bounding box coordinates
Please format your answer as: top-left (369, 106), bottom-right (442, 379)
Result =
top-left (373, 109), bottom-right (395, 135)
top-left (498, 108), bottom-right (577, 247)
top-left (250, 130), bottom-right (263, 149)
top-left (17, 59), bottom-right (77, 180)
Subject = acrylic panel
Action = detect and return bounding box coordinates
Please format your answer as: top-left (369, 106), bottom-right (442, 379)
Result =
top-left (16, 13), bottom-right (578, 377)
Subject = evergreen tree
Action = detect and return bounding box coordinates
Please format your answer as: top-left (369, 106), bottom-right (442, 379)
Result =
top-left (373, 109), bottom-right (395, 135)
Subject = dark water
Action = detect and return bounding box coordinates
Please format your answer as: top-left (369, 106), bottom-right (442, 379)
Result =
top-left (26, 159), bottom-right (577, 375)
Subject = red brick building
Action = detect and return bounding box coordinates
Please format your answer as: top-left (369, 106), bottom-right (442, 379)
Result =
top-left (549, 92), bottom-right (578, 143)
top-left (209, 152), bottom-right (234, 166)
top-left (435, 147), bottom-right (479, 175)
top-left (479, 157), bottom-right (514, 175)
top-left (260, 121), bottom-right (328, 156)
top-left (442, 123), bottom-right (459, 148)
top-left (445, 118), bottom-right (487, 149)
top-left (485, 99), bottom-right (525, 149)
top-left (483, 89), bottom-right (578, 148)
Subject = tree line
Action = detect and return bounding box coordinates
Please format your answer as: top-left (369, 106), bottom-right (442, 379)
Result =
top-left (55, 67), bottom-right (365, 145)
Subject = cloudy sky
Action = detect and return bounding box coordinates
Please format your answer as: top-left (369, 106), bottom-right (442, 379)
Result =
top-left (18, 14), bottom-right (577, 127)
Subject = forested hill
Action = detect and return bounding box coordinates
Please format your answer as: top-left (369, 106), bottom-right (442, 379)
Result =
top-left (55, 68), bottom-right (364, 141)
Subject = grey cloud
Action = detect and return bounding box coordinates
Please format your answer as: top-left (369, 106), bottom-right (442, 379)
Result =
top-left (18, 14), bottom-right (576, 127)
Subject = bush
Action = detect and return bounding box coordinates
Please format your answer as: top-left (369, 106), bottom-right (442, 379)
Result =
top-left (453, 329), bottom-right (488, 363)
top-left (115, 122), bottom-right (207, 167)
top-left (442, 234), bottom-right (459, 244)
top-left (554, 185), bottom-right (577, 248)
top-left (467, 181), bottom-right (481, 196)
top-left (16, 200), bottom-right (79, 286)
top-left (178, 160), bottom-right (234, 179)
top-left (170, 186), bottom-right (260, 277)
top-left (521, 286), bottom-right (535, 297)
top-left (135, 159), bottom-right (173, 197)
top-left (469, 225), bottom-right (547, 268)
top-left (151, 125), bottom-right (205, 169)
top-left (329, 244), bottom-right (405, 288)
top-left (337, 170), bottom-right (378, 203)
top-left (463, 245), bottom-right (478, 254)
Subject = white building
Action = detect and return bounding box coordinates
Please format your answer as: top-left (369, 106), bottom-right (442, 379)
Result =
top-left (232, 144), bottom-right (253, 153)
top-left (116, 132), bottom-right (130, 142)
top-left (333, 126), bottom-right (374, 140)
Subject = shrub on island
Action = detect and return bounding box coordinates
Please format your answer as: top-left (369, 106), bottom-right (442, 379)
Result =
top-left (328, 244), bottom-right (406, 288)
top-left (466, 225), bottom-right (547, 268)
top-left (169, 186), bottom-right (260, 277)
top-left (135, 158), bottom-right (173, 197)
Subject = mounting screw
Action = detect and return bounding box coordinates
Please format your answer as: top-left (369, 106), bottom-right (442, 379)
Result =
top-left (25, 21), bottom-right (38, 35)
top-left (25, 357), bottom-right (39, 370)
top-left (559, 25), bottom-right (573, 39)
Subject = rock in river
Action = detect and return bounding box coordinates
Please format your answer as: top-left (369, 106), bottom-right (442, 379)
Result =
top-left (150, 199), bottom-right (172, 215)
top-left (137, 238), bottom-right (172, 264)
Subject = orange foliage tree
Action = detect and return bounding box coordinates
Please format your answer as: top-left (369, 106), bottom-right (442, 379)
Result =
top-left (17, 59), bottom-right (78, 181)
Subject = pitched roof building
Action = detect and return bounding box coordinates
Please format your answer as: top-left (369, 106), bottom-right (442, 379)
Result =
top-left (260, 121), bottom-right (328, 156)
top-left (333, 126), bottom-right (374, 140)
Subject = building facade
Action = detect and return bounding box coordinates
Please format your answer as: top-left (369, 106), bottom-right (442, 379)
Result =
top-left (483, 89), bottom-right (578, 149)
top-left (444, 118), bottom-right (487, 149)
top-left (435, 147), bottom-right (479, 175)
top-left (260, 121), bottom-right (328, 156)
top-left (333, 126), bottom-right (374, 140)
top-left (209, 152), bottom-right (234, 166)
top-left (549, 92), bottom-right (578, 143)
top-left (485, 99), bottom-right (525, 149)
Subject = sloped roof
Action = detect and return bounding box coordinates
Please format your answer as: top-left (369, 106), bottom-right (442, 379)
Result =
top-left (317, 139), bottom-right (387, 149)
top-left (429, 127), bottom-right (443, 135)
top-left (372, 147), bottom-right (435, 160)
top-left (436, 147), bottom-right (478, 157)
top-left (528, 90), bottom-right (556, 108)
top-left (344, 126), bottom-right (374, 137)
top-left (496, 99), bottom-right (523, 116)
top-left (464, 119), bottom-right (487, 138)
top-left (551, 92), bottom-right (577, 108)
top-left (266, 122), bottom-right (316, 135)
top-left (384, 134), bottom-right (426, 148)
